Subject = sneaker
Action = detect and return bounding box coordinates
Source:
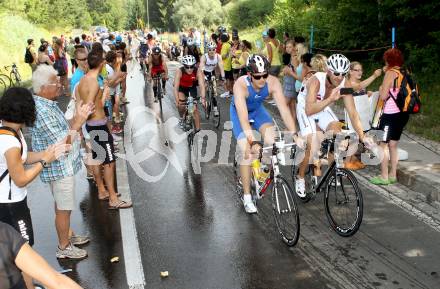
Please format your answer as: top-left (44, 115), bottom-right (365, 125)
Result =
top-left (112, 133), bottom-right (122, 141)
top-left (213, 106), bottom-right (219, 117)
top-left (220, 91), bottom-right (229, 98)
top-left (388, 177), bottom-right (397, 184)
top-left (243, 199), bottom-right (258, 214)
top-left (70, 234), bottom-right (90, 246)
top-left (56, 243), bottom-right (87, 259)
top-left (295, 177), bottom-right (307, 199)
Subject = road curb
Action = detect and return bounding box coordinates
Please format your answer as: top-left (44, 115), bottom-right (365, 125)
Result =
top-left (397, 165), bottom-right (440, 203)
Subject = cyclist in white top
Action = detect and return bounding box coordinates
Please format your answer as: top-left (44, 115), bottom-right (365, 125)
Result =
top-left (295, 54), bottom-right (371, 198)
top-left (199, 41), bottom-right (225, 117)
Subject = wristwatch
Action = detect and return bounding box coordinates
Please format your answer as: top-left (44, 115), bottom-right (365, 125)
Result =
top-left (38, 159), bottom-right (49, 168)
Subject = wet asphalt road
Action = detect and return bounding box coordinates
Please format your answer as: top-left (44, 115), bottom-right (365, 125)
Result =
top-left (125, 59), bottom-right (440, 289)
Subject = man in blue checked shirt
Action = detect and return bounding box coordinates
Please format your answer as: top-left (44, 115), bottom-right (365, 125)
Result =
top-left (31, 65), bottom-right (94, 260)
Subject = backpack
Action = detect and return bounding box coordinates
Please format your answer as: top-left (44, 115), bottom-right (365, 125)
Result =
top-left (389, 68), bottom-right (421, 114)
top-left (24, 48), bottom-right (34, 64)
top-left (0, 127), bottom-right (23, 201)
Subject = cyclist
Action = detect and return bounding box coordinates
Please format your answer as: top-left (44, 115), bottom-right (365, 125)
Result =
top-left (147, 46), bottom-right (169, 103)
top-left (295, 54), bottom-right (371, 198)
top-left (231, 54), bottom-right (299, 214)
top-left (199, 41), bottom-right (225, 117)
top-left (184, 38), bottom-right (201, 66)
top-left (173, 55), bottom-right (206, 132)
top-left (137, 39), bottom-right (149, 73)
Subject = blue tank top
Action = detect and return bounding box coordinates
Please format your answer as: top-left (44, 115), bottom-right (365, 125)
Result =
top-left (243, 76), bottom-right (269, 112)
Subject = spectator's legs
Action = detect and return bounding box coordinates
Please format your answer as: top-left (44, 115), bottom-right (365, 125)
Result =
top-left (103, 163), bottom-right (119, 204)
top-left (380, 142), bottom-right (389, 179)
top-left (388, 140), bottom-right (399, 179)
top-left (54, 206), bottom-right (71, 249)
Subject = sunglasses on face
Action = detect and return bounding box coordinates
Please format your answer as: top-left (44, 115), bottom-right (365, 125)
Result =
top-left (76, 58), bottom-right (87, 61)
top-left (252, 73), bottom-right (269, 80)
top-left (333, 71), bottom-right (347, 77)
top-left (208, 49), bottom-right (216, 52)
top-left (184, 65), bottom-right (195, 70)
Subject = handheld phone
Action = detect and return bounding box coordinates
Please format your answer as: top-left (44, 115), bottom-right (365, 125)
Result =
top-left (340, 87), bottom-right (354, 95)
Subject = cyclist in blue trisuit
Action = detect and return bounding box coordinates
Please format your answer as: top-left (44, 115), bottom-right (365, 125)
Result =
top-left (231, 54), bottom-right (299, 214)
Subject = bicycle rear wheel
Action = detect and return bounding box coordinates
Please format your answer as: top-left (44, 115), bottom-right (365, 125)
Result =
top-left (324, 168), bottom-right (363, 237)
top-left (272, 176), bottom-right (300, 247)
top-left (11, 71), bottom-right (21, 85)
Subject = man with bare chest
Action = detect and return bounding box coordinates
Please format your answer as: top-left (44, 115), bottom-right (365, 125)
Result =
top-left (77, 51), bottom-right (132, 209)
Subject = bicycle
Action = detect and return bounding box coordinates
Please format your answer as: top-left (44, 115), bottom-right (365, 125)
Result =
top-left (233, 122), bottom-right (300, 247)
top-left (291, 134), bottom-right (363, 237)
top-left (0, 67), bottom-right (12, 90)
top-left (203, 74), bottom-right (220, 128)
top-left (182, 92), bottom-right (198, 147)
top-left (152, 73), bottom-right (165, 119)
top-left (4, 64), bottom-right (21, 86)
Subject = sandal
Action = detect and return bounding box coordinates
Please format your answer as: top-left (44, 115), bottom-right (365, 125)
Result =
top-left (98, 190), bottom-right (110, 201)
top-left (108, 200), bottom-right (132, 210)
top-left (369, 176), bottom-right (390, 185)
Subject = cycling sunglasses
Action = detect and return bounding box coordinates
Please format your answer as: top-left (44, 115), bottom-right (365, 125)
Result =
top-left (208, 49), bottom-right (216, 52)
top-left (332, 71), bottom-right (347, 77)
top-left (184, 65), bottom-right (195, 69)
top-left (76, 57), bottom-right (87, 61)
top-left (251, 73), bottom-right (269, 80)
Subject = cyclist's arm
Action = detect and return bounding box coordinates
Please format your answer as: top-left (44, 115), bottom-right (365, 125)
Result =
top-left (173, 69), bottom-right (182, 103)
top-left (198, 55), bottom-right (206, 72)
top-left (233, 80), bottom-right (253, 143)
top-left (15, 243), bottom-right (83, 289)
top-left (217, 55), bottom-right (225, 79)
top-left (148, 55), bottom-right (153, 74)
top-left (343, 93), bottom-right (365, 141)
top-left (305, 77), bottom-right (339, 116)
top-left (270, 77), bottom-right (297, 133)
top-left (379, 70), bottom-right (396, 100)
top-left (163, 58), bottom-right (169, 79)
top-left (197, 70), bottom-right (206, 100)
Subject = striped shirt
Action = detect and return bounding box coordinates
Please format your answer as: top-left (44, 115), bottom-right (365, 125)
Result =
top-left (31, 95), bottom-right (82, 183)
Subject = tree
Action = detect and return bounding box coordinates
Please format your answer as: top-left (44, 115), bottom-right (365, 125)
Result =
top-left (172, 0), bottom-right (222, 30)
top-left (126, 0), bottom-right (145, 30)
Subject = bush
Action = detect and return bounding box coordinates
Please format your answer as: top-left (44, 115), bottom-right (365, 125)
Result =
top-left (227, 0), bottom-right (274, 30)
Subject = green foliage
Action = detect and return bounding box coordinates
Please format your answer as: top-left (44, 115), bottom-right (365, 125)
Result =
top-left (227, 0), bottom-right (274, 30)
top-left (126, 0), bottom-right (145, 30)
top-left (172, 0), bottom-right (223, 30)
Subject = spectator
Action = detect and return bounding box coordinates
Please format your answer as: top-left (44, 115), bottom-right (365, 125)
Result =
top-left (54, 38), bottom-right (69, 96)
top-left (370, 48), bottom-right (407, 185)
top-left (0, 221), bottom-right (83, 289)
top-left (344, 61), bottom-right (382, 170)
top-left (294, 43), bottom-right (308, 94)
top-left (26, 39), bottom-right (38, 72)
top-left (220, 33), bottom-right (233, 98)
top-left (38, 43), bottom-right (54, 66)
top-left (282, 39), bottom-right (299, 122)
top-left (238, 40), bottom-right (252, 76)
top-left (31, 65), bottom-right (94, 259)
top-left (263, 28), bottom-right (282, 76)
top-left (0, 87), bottom-right (64, 289)
top-left (80, 34), bottom-right (91, 52)
top-left (231, 35), bottom-right (242, 81)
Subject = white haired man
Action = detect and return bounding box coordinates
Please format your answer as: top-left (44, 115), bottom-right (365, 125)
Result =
top-left (31, 65), bottom-right (94, 259)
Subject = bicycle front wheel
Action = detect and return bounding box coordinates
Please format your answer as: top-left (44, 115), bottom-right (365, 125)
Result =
top-left (210, 97), bottom-right (220, 128)
top-left (324, 168), bottom-right (363, 237)
top-left (272, 176), bottom-right (300, 247)
top-left (204, 86), bottom-right (212, 120)
top-left (0, 78), bottom-right (7, 96)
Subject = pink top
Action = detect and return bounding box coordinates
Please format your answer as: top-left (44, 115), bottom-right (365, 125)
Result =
top-left (383, 70), bottom-right (401, 114)
top-left (383, 90), bottom-right (401, 114)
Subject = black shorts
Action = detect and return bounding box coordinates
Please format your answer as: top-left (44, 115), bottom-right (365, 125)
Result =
top-left (379, 112), bottom-right (409, 142)
top-left (121, 63), bottom-right (127, 72)
top-left (224, 70), bottom-right (233, 80)
top-left (0, 197), bottom-right (34, 246)
top-left (232, 68), bottom-right (241, 76)
top-left (203, 70), bottom-right (215, 80)
top-left (178, 86), bottom-right (198, 98)
top-left (86, 124), bottom-right (116, 165)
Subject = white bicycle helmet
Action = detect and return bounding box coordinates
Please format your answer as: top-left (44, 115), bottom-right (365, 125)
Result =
top-left (152, 46), bottom-right (161, 54)
top-left (246, 54), bottom-right (270, 74)
top-left (186, 38), bottom-right (194, 46)
top-left (181, 55), bottom-right (196, 66)
top-left (327, 54), bottom-right (350, 74)
top-left (207, 41), bottom-right (217, 50)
